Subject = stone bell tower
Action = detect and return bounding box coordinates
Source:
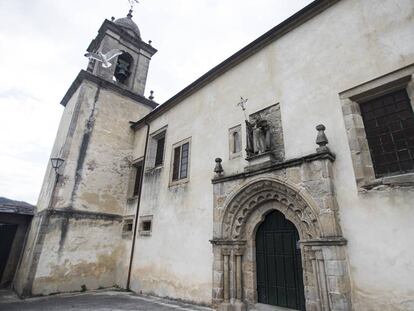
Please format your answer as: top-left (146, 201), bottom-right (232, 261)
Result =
top-left (86, 9), bottom-right (156, 95)
top-left (13, 10), bottom-right (157, 297)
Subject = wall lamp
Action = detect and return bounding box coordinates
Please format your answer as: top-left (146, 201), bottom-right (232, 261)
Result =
top-left (50, 157), bottom-right (64, 176)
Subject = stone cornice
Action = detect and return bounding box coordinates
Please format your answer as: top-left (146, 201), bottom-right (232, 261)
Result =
top-left (60, 70), bottom-right (158, 109)
top-left (300, 237), bottom-right (347, 246)
top-left (36, 208), bottom-right (123, 222)
top-left (212, 151), bottom-right (336, 184)
top-left (210, 239), bottom-right (247, 246)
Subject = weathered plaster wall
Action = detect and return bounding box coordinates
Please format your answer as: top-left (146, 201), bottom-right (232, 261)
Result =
top-left (132, 0), bottom-right (414, 309)
top-left (53, 83), bottom-right (152, 214)
top-left (18, 76), bottom-right (153, 296)
top-left (32, 213), bottom-right (122, 295)
top-left (36, 85), bottom-right (84, 212)
top-left (13, 214), bottom-right (42, 295)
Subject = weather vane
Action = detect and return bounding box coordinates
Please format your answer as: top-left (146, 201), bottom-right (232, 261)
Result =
top-left (128, 0), bottom-right (139, 11)
top-left (237, 97), bottom-right (249, 120)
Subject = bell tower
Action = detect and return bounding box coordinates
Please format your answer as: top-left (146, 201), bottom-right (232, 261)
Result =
top-left (13, 10), bottom-right (157, 297)
top-left (86, 9), bottom-right (157, 95)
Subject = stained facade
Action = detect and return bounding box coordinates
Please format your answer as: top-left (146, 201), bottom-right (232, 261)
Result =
top-left (12, 1), bottom-right (414, 311)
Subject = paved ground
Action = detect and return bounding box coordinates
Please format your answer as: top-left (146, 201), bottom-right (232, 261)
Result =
top-left (0, 289), bottom-right (214, 311)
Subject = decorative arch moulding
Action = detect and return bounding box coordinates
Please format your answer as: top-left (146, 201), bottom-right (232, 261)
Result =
top-left (215, 173), bottom-right (344, 243)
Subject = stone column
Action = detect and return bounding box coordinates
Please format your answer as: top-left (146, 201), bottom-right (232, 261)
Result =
top-left (223, 249), bottom-right (230, 303)
top-left (236, 254), bottom-right (242, 300)
top-left (234, 248), bottom-right (246, 311)
top-left (219, 248), bottom-right (233, 311)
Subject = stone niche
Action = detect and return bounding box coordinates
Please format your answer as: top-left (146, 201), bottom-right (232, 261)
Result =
top-left (245, 104), bottom-right (284, 170)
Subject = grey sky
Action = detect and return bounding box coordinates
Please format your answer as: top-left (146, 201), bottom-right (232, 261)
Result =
top-left (0, 0), bottom-right (312, 204)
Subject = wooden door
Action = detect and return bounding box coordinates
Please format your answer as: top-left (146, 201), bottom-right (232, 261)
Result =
top-left (256, 210), bottom-right (305, 310)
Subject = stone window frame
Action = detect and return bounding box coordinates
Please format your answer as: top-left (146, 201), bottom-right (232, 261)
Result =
top-left (138, 215), bottom-right (153, 237)
top-left (339, 63), bottom-right (414, 190)
top-left (146, 125), bottom-right (167, 171)
top-left (229, 124), bottom-right (242, 159)
top-left (169, 137), bottom-right (192, 187)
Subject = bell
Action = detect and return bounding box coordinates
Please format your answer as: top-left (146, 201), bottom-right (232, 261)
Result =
top-left (114, 59), bottom-right (131, 83)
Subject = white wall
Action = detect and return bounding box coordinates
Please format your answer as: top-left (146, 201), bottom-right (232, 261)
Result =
top-left (131, 0), bottom-right (414, 309)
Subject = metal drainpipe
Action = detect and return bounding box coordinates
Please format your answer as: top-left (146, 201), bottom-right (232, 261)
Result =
top-left (127, 119), bottom-right (150, 291)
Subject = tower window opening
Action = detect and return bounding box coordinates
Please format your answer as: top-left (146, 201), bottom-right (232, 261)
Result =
top-left (114, 52), bottom-right (133, 84)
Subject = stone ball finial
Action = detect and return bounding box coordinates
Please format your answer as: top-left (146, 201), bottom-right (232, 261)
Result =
top-left (316, 124), bottom-right (329, 153)
top-left (214, 158), bottom-right (224, 177)
top-left (149, 90), bottom-right (154, 101)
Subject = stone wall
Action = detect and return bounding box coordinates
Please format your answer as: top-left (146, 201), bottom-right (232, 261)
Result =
top-left (211, 152), bottom-right (351, 311)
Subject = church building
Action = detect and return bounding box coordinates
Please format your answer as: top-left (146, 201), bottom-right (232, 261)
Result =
top-left (12, 0), bottom-right (414, 310)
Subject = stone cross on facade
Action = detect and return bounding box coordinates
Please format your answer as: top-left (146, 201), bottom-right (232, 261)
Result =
top-left (237, 97), bottom-right (248, 121)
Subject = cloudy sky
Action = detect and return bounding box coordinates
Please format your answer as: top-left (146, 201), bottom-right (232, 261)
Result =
top-left (0, 0), bottom-right (312, 204)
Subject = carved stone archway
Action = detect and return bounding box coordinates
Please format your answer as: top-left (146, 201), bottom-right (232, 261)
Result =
top-left (212, 177), bottom-right (351, 311)
top-left (221, 178), bottom-right (322, 242)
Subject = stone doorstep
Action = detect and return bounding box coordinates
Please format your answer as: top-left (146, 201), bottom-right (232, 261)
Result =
top-left (251, 303), bottom-right (298, 311)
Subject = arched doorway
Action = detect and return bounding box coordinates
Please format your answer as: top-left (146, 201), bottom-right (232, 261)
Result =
top-left (212, 178), bottom-right (351, 311)
top-left (256, 210), bottom-right (305, 310)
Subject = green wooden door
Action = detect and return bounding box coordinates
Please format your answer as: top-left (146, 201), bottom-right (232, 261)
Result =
top-left (256, 210), bottom-right (305, 310)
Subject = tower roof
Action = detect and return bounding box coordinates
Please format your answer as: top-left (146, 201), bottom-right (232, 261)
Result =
top-left (114, 10), bottom-right (141, 39)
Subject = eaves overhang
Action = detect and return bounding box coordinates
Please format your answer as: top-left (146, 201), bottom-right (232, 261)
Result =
top-left (130, 0), bottom-right (340, 131)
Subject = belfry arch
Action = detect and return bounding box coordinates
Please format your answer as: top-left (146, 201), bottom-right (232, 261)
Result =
top-left (211, 176), bottom-right (352, 311)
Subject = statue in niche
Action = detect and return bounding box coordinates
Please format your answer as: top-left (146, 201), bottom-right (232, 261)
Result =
top-left (245, 120), bottom-right (254, 156)
top-left (246, 116), bottom-right (271, 156)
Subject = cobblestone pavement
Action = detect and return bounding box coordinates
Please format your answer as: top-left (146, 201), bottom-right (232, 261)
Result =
top-left (0, 289), bottom-right (214, 311)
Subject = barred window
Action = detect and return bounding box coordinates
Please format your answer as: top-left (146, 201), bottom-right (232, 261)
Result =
top-left (360, 89), bottom-right (414, 177)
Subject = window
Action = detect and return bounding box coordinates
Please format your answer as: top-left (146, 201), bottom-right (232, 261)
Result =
top-left (154, 135), bottom-right (165, 166)
top-left (233, 132), bottom-right (241, 153)
top-left (170, 138), bottom-right (191, 184)
top-left (147, 127), bottom-right (167, 169)
top-left (132, 161), bottom-right (143, 197)
top-left (142, 221), bottom-right (152, 231)
top-left (139, 215), bottom-right (153, 236)
top-left (229, 125), bottom-right (242, 159)
top-left (360, 89), bottom-right (414, 177)
top-left (122, 218), bottom-right (134, 238)
top-left (339, 64), bottom-right (414, 189)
